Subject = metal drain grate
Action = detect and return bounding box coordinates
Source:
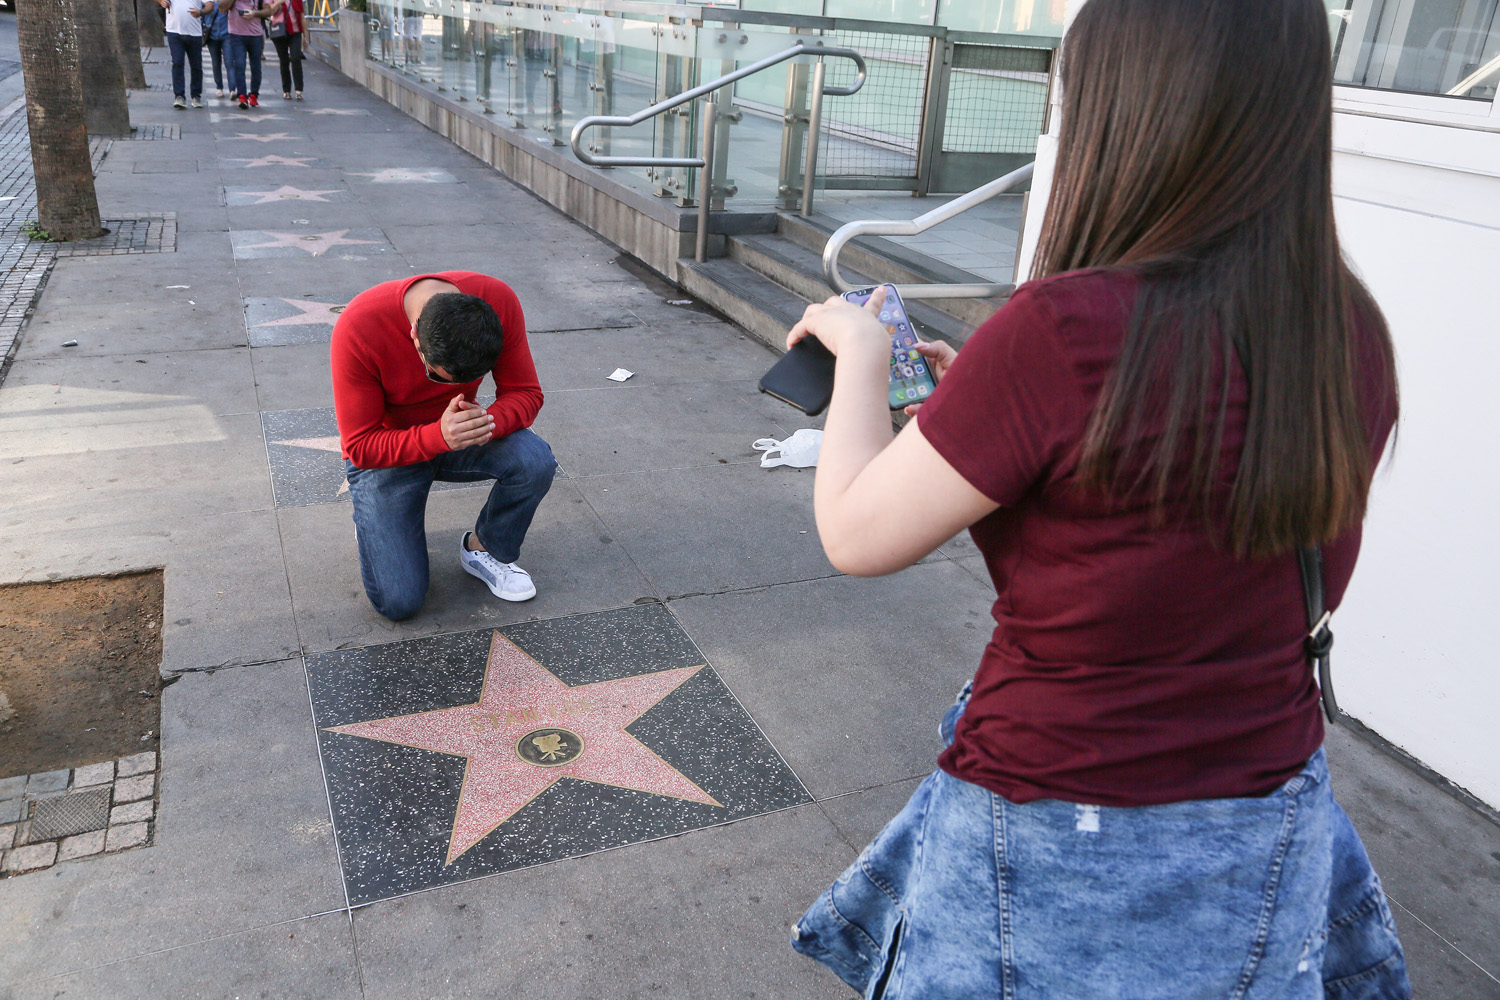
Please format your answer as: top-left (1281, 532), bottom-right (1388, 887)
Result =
top-left (27, 787), bottom-right (111, 840)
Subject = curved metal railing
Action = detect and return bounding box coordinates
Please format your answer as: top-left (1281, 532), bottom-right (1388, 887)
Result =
top-left (822, 160), bottom-right (1036, 300)
top-left (570, 40), bottom-right (867, 261)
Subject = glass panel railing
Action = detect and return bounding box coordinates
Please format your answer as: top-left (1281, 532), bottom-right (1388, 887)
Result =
top-left (1328, 0), bottom-right (1500, 102)
top-left (364, 1), bottom-right (1058, 214)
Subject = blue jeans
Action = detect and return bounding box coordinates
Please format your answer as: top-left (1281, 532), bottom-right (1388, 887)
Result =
top-left (167, 32), bottom-right (204, 99)
top-left (226, 32), bottom-right (264, 98)
top-left (793, 687), bottom-right (1411, 999)
top-left (345, 428), bottom-right (556, 621)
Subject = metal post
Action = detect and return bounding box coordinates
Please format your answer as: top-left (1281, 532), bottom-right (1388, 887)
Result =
top-left (695, 97), bottom-right (717, 263)
top-left (800, 58), bottom-right (826, 218)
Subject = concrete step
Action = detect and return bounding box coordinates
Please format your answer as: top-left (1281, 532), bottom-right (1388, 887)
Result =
top-left (674, 256), bottom-right (810, 356)
top-left (776, 211), bottom-right (1011, 332)
top-left (723, 233), bottom-right (972, 349)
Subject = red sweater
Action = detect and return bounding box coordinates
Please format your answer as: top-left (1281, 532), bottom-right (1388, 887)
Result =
top-left (331, 272), bottom-right (542, 469)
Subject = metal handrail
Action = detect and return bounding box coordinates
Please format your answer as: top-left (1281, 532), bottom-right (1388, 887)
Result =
top-left (822, 161), bottom-right (1035, 300)
top-left (570, 40), bottom-right (867, 262)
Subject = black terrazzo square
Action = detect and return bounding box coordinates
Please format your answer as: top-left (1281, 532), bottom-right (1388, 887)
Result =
top-left (305, 603), bottom-right (810, 906)
top-left (261, 407), bottom-right (494, 508)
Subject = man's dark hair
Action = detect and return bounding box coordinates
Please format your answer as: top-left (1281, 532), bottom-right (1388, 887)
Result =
top-left (416, 293), bottom-right (504, 382)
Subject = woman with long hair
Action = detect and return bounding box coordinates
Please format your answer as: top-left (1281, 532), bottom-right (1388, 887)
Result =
top-left (786, 0), bottom-right (1409, 996)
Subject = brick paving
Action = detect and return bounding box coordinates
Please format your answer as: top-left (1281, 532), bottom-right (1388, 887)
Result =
top-left (0, 98), bottom-right (178, 380)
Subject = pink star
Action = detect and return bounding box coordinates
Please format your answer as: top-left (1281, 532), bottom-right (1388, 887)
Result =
top-left (228, 154), bottom-right (316, 168)
top-left (253, 298), bottom-right (347, 327)
top-left (277, 435), bottom-right (341, 451)
top-left (306, 108), bottom-right (366, 116)
top-left (236, 186), bottom-right (342, 205)
top-left (325, 632), bottom-right (721, 863)
top-left (228, 132), bottom-right (300, 143)
top-left (238, 230), bottom-right (380, 256)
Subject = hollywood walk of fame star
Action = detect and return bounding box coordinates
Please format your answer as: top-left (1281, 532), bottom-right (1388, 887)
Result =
top-left (253, 298), bottom-right (347, 326)
top-left (347, 167), bottom-right (456, 184)
top-left (238, 230), bottom-right (380, 256)
top-left (227, 132), bottom-right (302, 143)
top-left (306, 108), bottom-right (367, 116)
top-left (229, 154), bottom-right (317, 168)
top-left (233, 185), bottom-right (343, 205)
top-left (324, 632), bottom-right (721, 863)
top-left (211, 112), bottom-right (288, 122)
top-left (273, 434), bottom-right (348, 494)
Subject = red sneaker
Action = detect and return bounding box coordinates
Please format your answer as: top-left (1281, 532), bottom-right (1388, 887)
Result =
top-left (236, 94), bottom-right (248, 109)
top-left (247, 94), bottom-right (259, 107)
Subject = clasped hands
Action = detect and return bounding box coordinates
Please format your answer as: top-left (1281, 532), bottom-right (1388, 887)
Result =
top-left (440, 395), bottom-right (495, 451)
top-left (786, 285), bottom-right (957, 414)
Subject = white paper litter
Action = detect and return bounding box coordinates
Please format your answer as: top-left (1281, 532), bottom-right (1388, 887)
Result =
top-left (606, 368), bottom-right (634, 382)
top-left (666, 299), bottom-right (692, 306)
top-left (165, 284), bottom-right (189, 289)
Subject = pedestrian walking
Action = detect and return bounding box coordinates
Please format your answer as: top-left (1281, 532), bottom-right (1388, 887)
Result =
top-left (784, 0), bottom-right (1411, 997)
top-left (218, 0), bottom-right (274, 109)
top-left (162, 0), bottom-right (215, 109)
top-left (268, 0), bottom-right (305, 101)
top-left (202, 2), bottom-right (230, 98)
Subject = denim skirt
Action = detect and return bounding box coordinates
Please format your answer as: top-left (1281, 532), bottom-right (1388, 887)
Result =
top-left (792, 691), bottom-right (1410, 999)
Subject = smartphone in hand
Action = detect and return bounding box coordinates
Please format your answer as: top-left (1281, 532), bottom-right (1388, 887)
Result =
top-left (842, 284), bottom-right (938, 410)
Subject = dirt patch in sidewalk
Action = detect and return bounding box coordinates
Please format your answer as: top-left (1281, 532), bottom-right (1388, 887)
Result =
top-left (0, 570), bottom-right (163, 778)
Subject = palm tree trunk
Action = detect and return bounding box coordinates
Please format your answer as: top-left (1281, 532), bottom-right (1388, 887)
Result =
top-left (137, 0), bottom-right (166, 47)
top-left (78, 0), bottom-right (133, 135)
top-left (15, 0), bottom-right (104, 241)
top-left (116, 0), bottom-right (149, 89)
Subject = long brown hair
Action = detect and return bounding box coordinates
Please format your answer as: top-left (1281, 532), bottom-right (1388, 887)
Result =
top-left (1033, 0), bottom-right (1396, 559)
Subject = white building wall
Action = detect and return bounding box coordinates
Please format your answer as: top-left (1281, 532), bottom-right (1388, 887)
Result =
top-left (1018, 1), bottom-right (1500, 810)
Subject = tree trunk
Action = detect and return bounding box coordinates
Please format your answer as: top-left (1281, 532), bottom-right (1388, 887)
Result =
top-left (116, 0), bottom-right (148, 89)
top-left (136, 0), bottom-right (165, 47)
top-left (78, 0), bottom-right (132, 135)
top-left (15, 0), bottom-right (104, 241)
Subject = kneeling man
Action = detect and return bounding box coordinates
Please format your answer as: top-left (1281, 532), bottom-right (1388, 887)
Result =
top-left (331, 271), bottom-right (556, 620)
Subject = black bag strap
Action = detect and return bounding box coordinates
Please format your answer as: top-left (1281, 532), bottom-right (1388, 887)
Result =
top-left (1297, 546), bottom-right (1339, 725)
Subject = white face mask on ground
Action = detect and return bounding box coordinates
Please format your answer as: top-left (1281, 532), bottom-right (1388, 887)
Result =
top-left (752, 428), bottom-right (823, 468)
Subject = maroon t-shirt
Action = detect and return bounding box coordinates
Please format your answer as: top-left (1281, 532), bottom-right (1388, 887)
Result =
top-left (919, 268), bottom-right (1396, 806)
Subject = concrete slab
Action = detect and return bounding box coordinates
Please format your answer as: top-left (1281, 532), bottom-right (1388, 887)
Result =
top-left (280, 480), bottom-right (654, 654)
top-left (2, 912), bottom-right (363, 1000)
top-left (349, 803), bottom-right (852, 1000)
top-left (1325, 724), bottom-right (1500, 984)
top-left (576, 463), bottom-right (831, 597)
top-left (818, 775), bottom-right (929, 854)
top-left (0, 347), bottom-right (258, 417)
top-left (232, 255), bottom-right (417, 299)
top-left (670, 563), bottom-right (992, 798)
top-left (251, 343), bottom-right (337, 411)
top-left (528, 322), bottom-right (778, 390)
top-left (0, 509), bottom-right (298, 674)
top-left (0, 660), bottom-right (345, 985)
top-left (0, 411), bottom-right (272, 533)
top-left (532, 379), bottom-right (803, 479)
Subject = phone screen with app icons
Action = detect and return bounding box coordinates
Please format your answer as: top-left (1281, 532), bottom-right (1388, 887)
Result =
top-left (842, 284), bottom-right (939, 410)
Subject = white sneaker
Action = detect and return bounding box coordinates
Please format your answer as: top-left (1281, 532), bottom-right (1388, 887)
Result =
top-left (459, 532), bottom-right (536, 602)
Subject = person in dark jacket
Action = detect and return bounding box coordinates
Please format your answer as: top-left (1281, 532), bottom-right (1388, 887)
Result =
top-left (202, 2), bottom-right (230, 98)
top-left (269, 0), bottom-right (305, 100)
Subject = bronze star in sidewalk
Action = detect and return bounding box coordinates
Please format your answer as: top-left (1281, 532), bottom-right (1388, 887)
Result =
top-left (238, 230), bottom-right (380, 256)
top-left (227, 132), bottom-right (301, 143)
top-left (252, 298), bottom-right (347, 325)
top-left (235, 186), bottom-right (342, 205)
top-left (228, 154), bottom-right (317, 168)
top-left (325, 632), bottom-right (721, 863)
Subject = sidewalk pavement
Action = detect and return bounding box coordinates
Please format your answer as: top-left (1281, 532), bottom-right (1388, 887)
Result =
top-left (0, 47), bottom-right (1496, 1000)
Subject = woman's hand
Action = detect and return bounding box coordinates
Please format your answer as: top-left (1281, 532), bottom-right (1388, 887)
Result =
top-left (786, 286), bottom-right (890, 360)
top-left (901, 340), bottom-right (958, 416)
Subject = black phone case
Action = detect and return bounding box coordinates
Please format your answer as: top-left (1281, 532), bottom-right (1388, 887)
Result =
top-left (758, 336), bottom-right (835, 416)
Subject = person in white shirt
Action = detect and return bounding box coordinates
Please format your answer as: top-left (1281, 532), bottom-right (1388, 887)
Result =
top-left (160, 0), bottom-right (217, 109)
